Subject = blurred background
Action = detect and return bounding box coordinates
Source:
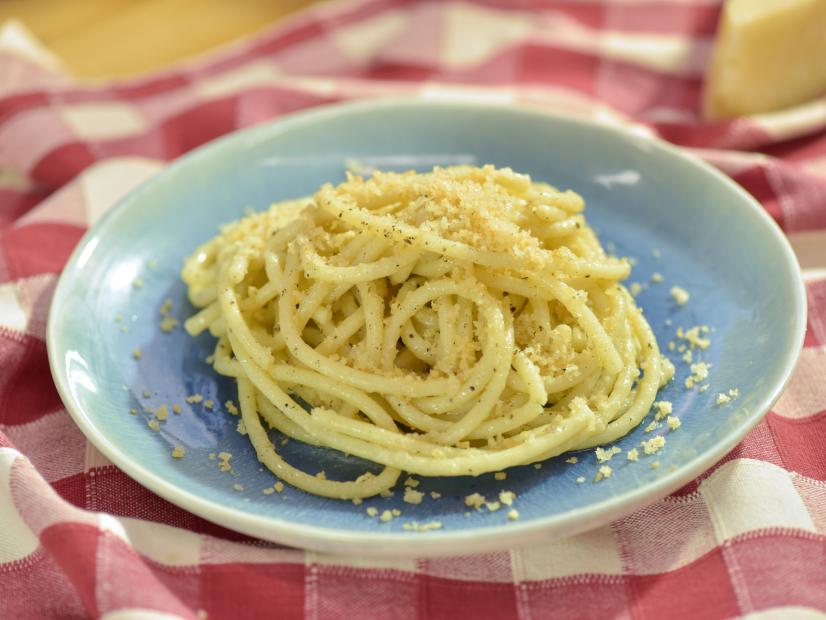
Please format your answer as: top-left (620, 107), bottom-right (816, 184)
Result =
top-left (1, 0), bottom-right (825, 120)
top-left (0, 0), bottom-right (324, 78)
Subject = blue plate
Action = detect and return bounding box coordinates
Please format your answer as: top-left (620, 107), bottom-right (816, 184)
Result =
top-left (47, 100), bottom-right (806, 557)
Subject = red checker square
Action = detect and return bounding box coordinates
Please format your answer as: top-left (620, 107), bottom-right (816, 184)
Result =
top-left (420, 575), bottom-right (517, 620)
top-left (2, 222), bottom-right (86, 281)
top-left (201, 562), bottom-right (305, 620)
top-left (314, 567), bottom-right (418, 619)
top-left (93, 532), bottom-right (194, 616)
top-left (767, 411), bottom-right (826, 480)
top-left (627, 548), bottom-right (739, 620)
top-left (40, 523), bottom-right (102, 618)
top-left (0, 332), bottom-right (63, 426)
top-left (51, 472), bottom-right (89, 510)
top-left (87, 467), bottom-right (252, 541)
top-left (32, 143), bottom-right (96, 188)
top-left (725, 532), bottom-right (826, 611)
top-left (520, 578), bottom-right (628, 620)
top-left (0, 550), bottom-right (88, 619)
top-left (804, 280), bottom-right (826, 348)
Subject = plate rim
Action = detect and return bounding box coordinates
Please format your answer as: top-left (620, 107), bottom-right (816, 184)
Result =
top-left (46, 97), bottom-right (808, 557)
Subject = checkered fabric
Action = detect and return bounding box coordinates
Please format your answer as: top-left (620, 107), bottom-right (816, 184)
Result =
top-left (1, 1), bottom-right (826, 618)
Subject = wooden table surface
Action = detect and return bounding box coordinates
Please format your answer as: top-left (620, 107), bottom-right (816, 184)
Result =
top-left (0, 0), bottom-right (322, 79)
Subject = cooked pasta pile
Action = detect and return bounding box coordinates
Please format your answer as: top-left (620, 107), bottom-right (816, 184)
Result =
top-left (182, 165), bottom-right (673, 499)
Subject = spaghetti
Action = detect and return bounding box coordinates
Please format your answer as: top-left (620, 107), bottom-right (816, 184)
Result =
top-left (182, 166), bottom-right (673, 499)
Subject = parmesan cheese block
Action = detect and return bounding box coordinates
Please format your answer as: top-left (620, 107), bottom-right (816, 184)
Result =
top-left (703, 0), bottom-right (826, 119)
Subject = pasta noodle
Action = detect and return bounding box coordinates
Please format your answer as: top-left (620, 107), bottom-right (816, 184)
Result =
top-left (182, 166), bottom-right (673, 499)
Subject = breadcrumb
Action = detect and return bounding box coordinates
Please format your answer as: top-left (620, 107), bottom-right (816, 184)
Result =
top-left (203, 399), bottom-right (215, 410)
top-left (225, 401), bottom-right (239, 416)
top-left (172, 404), bottom-right (182, 414)
top-left (233, 483), bottom-right (244, 492)
top-left (716, 393), bottom-right (731, 406)
top-left (160, 316), bottom-right (178, 333)
top-left (651, 272), bottom-right (664, 283)
top-left (274, 481), bottom-right (284, 493)
top-left (486, 501), bottom-right (502, 512)
top-left (186, 394), bottom-right (204, 404)
top-left (129, 408), bottom-right (137, 415)
top-left (262, 487), bottom-right (275, 495)
top-left (670, 286), bottom-right (689, 305)
top-left (352, 498), bottom-right (363, 505)
top-left (565, 457), bottom-right (578, 464)
top-left (627, 448), bottom-right (639, 462)
top-left (132, 278), bottom-right (144, 289)
top-left (404, 477), bottom-right (420, 488)
top-left (576, 476), bottom-right (586, 484)
top-left (464, 493), bottom-right (486, 510)
top-left (132, 349), bottom-right (143, 360)
top-left (644, 421), bottom-right (661, 433)
top-left (494, 472), bottom-right (507, 480)
top-left (154, 404), bottom-right (169, 421)
top-left (379, 510), bottom-right (394, 523)
top-left (653, 401), bottom-right (673, 420)
top-left (171, 445), bottom-right (185, 459)
top-left (315, 471), bottom-right (326, 480)
top-left (217, 452), bottom-right (233, 472)
top-left (366, 507), bottom-right (379, 517)
top-left (667, 416), bottom-right (681, 431)
top-left (236, 420), bottom-right (247, 436)
top-left (594, 465), bottom-right (613, 482)
top-left (595, 446), bottom-right (621, 463)
top-left (685, 361), bottom-right (711, 389)
top-left (507, 509), bottom-right (520, 521)
top-left (533, 463), bottom-right (542, 470)
top-left (680, 326), bottom-right (711, 350)
top-left (499, 490), bottom-right (516, 506)
top-left (641, 436), bottom-right (666, 455)
top-left (403, 487), bottom-right (424, 505)
top-left (147, 419), bottom-right (160, 432)
top-left (650, 461), bottom-right (661, 469)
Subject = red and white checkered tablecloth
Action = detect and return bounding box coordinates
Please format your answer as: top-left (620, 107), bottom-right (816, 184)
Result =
top-left (1, 1), bottom-right (826, 618)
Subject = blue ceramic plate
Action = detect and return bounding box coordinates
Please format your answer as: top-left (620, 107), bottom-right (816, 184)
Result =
top-left (47, 100), bottom-right (806, 557)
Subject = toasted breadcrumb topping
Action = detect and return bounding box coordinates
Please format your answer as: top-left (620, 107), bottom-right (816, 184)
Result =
top-left (464, 493), bottom-right (486, 510)
top-left (403, 487), bottom-right (424, 505)
top-left (641, 436), bottom-right (666, 455)
top-left (594, 465), bottom-right (613, 482)
top-left (670, 286), bottom-right (689, 305)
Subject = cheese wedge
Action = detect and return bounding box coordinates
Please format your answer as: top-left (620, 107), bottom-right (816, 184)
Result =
top-left (703, 0), bottom-right (826, 119)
